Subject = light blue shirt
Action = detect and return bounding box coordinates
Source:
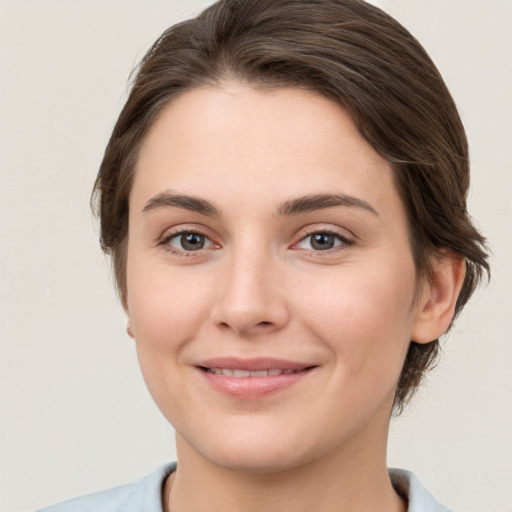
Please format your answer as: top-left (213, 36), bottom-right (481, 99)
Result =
top-left (36, 463), bottom-right (451, 512)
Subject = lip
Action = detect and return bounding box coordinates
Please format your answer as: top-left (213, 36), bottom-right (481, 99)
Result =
top-left (198, 357), bottom-right (313, 372)
top-left (195, 357), bottom-right (317, 398)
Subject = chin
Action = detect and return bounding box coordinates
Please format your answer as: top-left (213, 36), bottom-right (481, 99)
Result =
top-left (206, 446), bottom-right (308, 475)
top-left (177, 421), bottom-right (330, 476)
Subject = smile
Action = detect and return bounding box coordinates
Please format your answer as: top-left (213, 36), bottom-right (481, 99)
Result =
top-left (196, 359), bottom-right (317, 398)
top-left (203, 368), bottom-right (298, 377)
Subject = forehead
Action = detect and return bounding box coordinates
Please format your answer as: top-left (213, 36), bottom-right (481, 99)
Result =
top-left (132, 83), bottom-right (402, 222)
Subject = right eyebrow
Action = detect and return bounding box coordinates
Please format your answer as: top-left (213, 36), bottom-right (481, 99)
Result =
top-left (141, 191), bottom-right (221, 217)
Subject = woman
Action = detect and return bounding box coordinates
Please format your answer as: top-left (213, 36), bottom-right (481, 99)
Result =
top-left (37, 0), bottom-right (489, 510)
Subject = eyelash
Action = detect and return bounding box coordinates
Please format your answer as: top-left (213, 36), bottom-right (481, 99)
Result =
top-left (294, 228), bottom-right (353, 254)
top-left (158, 227), bottom-right (353, 256)
top-left (159, 229), bottom-right (217, 257)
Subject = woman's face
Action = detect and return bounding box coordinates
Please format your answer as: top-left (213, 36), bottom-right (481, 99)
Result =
top-left (126, 83), bottom-right (426, 473)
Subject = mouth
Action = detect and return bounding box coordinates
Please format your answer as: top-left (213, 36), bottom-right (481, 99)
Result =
top-left (196, 358), bottom-right (318, 397)
top-left (200, 367), bottom-right (304, 377)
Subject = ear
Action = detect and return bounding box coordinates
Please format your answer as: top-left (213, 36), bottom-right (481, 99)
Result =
top-left (411, 252), bottom-right (466, 344)
top-left (126, 318), bottom-right (135, 339)
top-left (123, 294), bottom-right (135, 339)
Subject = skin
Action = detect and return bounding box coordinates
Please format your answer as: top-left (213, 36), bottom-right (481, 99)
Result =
top-left (125, 83), bottom-right (464, 512)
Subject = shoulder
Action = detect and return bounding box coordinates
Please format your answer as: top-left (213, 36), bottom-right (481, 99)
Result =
top-left (389, 468), bottom-right (452, 512)
top-left (36, 462), bottom-right (176, 512)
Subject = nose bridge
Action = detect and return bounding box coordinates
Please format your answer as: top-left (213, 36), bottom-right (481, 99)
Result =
top-left (211, 236), bottom-right (288, 335)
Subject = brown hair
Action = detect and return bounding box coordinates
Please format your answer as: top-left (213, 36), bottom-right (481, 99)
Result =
top-left (93, 0), bottom-right (489, 412)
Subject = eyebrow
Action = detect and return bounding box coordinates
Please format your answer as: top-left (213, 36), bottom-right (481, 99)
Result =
top-left (277, 193), bottom-right (378, 217)
top-left (142, 191), bottom-right (221, 216)
top-left (141, 191), bottom-right (378, 217)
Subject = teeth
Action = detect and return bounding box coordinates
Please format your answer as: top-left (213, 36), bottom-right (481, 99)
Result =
top-left (231, 369), bottom-right (250, 377)
top-left (208, 368), bottom-right (297, 377)
top-left (251, 370), bottom-right (268, 377)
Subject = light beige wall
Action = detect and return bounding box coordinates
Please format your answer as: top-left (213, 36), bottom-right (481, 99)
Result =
top-left (0, 1), bottom-right (510, 511)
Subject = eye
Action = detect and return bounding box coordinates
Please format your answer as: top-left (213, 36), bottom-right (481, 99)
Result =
top-left (295, 231), bottom-right (349, 251)
top-left (165, 231), bottom-right (215, 252)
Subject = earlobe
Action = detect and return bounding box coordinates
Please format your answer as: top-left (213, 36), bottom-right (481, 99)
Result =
top-left (126, 319), bottom-right (135, 339)
top-left (411, 253), bottom-right (466, 344)
top-left (123, 296), bottom-right (134, 339)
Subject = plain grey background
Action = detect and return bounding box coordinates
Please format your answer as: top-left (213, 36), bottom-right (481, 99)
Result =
top-left (0, 1), bottom-right (511, 511)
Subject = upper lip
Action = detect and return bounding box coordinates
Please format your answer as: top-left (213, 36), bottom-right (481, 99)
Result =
top-left (196, 357), bottom-right (316, 372)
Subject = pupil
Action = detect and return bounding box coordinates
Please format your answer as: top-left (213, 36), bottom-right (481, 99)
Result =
top-left (181, 233), bottom-right (204, 251)
top-left (311, 233), bottom-right (334, 250)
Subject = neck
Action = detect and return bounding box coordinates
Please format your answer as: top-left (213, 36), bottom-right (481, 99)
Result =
top-left (166, 423), bottom-right (406, 512)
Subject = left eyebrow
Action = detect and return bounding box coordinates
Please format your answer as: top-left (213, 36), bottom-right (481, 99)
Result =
top-left (276, 193), bottom-right (379, 217)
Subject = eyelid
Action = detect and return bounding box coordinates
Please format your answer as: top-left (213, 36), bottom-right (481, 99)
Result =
top-left (169, 232), bottom-right (215, 250)
top-left (156, 223), bottom-right (354, 256)
top-left (291, 225), bottom-right (354, 252)
top-left (158, 225), bottom-right (220, 255)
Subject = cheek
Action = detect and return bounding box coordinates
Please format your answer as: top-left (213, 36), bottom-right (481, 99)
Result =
top-left (126, 260), bottom-right (212, 353)
top-left (126, 262), bottom-right (214, 419)
top-left (296, 259), bottom-right (417, 379)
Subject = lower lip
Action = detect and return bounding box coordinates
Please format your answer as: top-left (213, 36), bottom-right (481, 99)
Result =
top-left (198, 368), bottom-right (314, 398)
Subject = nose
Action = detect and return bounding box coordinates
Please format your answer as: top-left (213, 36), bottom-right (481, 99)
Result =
top-left (210, 245), bottom-right (290, 336)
